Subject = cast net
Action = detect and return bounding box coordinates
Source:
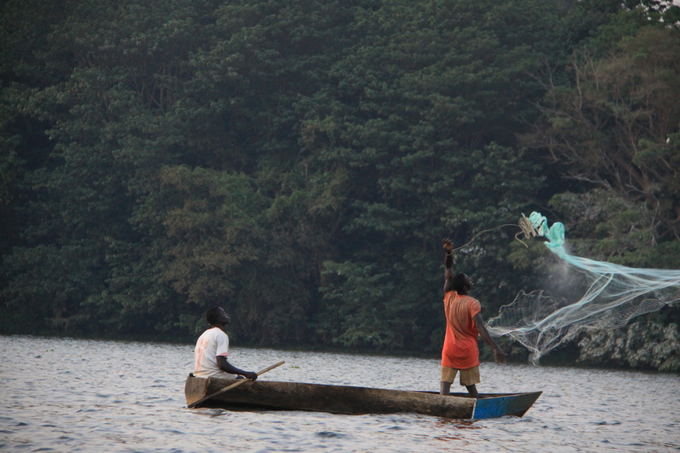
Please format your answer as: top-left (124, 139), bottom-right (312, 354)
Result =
top-left (486, 212), bottom-right (680, 364)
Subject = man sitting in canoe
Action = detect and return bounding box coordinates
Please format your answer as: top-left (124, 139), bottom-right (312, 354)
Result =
top-left (440, 239), bottom-right (505, 397)
top-left (193, 306), bottom-right (257, 380)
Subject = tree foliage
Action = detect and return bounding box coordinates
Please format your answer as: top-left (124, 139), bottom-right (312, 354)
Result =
top-left (1, 0), bottom-right (678, 366)
top-left (526, 26), bottom-right (680, 240)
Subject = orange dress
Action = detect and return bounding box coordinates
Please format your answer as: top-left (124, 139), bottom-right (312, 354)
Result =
top-left (441, 291), bottom-right (481, 369)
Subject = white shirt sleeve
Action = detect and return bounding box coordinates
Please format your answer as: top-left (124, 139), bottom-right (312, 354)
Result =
top-left (215, 330), bottom-right (229, 358)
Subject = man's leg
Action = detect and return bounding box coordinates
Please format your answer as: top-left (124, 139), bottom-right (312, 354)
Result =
top-left (440, 381), bottom-right (452, 395)
top-left (440, 366), bottom-right (457, 395)
top-left (460, 366), bottom-right (480, 398)
top-left (465, 384), bottom-right (478, 398)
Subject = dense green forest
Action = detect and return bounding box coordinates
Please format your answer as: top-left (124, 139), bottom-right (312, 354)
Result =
top-left (1, 0), bottom-right (679, 369)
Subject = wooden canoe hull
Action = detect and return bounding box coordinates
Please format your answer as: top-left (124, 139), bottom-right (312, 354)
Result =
top-left (185, 375), bottom-right (541, 420)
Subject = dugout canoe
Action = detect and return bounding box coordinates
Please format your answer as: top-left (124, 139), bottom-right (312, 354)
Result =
top-left (184, 374), bottom-right (541, 420)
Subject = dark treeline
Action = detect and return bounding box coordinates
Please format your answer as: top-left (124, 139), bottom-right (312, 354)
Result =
top-left (1, 0), bottom-right (679, 369)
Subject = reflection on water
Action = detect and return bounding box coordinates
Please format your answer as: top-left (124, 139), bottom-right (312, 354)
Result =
top-left (1, 335), bottom-right (679, 452)
top-left (432, 419), bottom-right (480, 443)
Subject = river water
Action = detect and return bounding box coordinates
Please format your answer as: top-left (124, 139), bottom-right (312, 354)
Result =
top-left (1, 335), bottom-right (678, 452)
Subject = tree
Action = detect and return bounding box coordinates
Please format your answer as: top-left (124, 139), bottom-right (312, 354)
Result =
top-left (526, 27), bottom-right (680, 240)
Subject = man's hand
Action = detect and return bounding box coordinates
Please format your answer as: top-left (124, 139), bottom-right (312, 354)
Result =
top-left (242, 371), bottom-right (258, 380)
top-left (493, 348), bottom-right (507, 364)
top-left (442, 238), bottom-right (454, 253)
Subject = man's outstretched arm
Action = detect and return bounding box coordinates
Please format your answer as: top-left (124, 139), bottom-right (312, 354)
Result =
top-left (474, 313), bottom-right (506, 364)
top-left (216, 356), bottom-right (257, 380)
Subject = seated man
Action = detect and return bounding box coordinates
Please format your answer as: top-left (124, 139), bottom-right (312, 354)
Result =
top-left (193, 306), bottom-right (257, 380)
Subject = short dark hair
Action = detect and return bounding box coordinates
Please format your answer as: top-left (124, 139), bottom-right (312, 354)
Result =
top-left (206, 306), bottom-right (229, 325)
top-left (452, 273), bottom-right (472, 295)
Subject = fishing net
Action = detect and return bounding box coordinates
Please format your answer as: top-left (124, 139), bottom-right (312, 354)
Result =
top-left (487, 212), bottom-right (680, 364)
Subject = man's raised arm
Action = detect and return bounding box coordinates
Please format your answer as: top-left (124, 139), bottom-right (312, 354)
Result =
top-left (442, 239), bottom-right (454, 294)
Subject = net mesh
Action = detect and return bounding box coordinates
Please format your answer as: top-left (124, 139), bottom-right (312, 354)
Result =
top-left (487, 212), bottom-right (680, 364)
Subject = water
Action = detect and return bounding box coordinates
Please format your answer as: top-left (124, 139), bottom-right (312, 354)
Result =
top-left (1, 335), bottom-right (678, 452)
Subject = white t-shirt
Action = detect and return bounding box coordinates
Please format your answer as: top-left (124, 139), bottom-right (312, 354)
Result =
top-left (193, 327), bottom-right (236, 378)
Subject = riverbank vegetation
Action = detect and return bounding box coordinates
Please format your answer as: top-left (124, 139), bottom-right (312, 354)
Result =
top-left (1, 0), bottom-right (679, 370)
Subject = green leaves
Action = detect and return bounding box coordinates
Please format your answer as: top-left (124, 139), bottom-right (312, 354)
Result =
top-left (528, 26), bottom-right (680, 240)
top-left (157, 166), bottom-right (265, 303)
top-left (318, 261), bottom-right (398, 348)
top-left (1, 0), bottom-right (677, 364)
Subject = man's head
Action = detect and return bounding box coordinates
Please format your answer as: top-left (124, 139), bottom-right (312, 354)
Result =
top-left (452, 273), bottom-right (472, 295)
top-left (206, 306), bottom-right (231, 326)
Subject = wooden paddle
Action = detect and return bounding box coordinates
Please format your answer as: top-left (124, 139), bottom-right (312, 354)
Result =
top-left (188, 360), bottom-right (285, 408)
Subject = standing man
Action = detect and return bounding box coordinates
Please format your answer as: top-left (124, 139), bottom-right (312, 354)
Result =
top-left (193, 306), bottom-right (257, 380)
top-left (440, 239), bottom-right (505, 397)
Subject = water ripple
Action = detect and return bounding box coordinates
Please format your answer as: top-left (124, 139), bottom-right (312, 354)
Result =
top-left (1, 335), bottom-right (679, 453)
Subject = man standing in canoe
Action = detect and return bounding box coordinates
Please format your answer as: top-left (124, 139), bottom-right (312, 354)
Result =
top-left (440, 239), bottom-right (505, 397)
top-left (193, 306), bottom-right (258, 380)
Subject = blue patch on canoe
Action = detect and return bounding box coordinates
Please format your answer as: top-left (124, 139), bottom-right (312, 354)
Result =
top-left (472, 392), bottom-right (541, 419)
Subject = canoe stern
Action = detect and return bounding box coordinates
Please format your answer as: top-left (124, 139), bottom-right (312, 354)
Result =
top-left (185, 374), bottom-right (210, 406)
